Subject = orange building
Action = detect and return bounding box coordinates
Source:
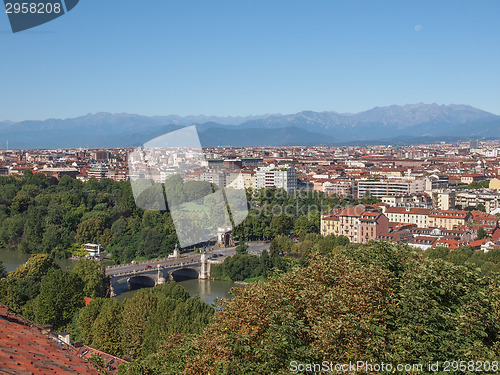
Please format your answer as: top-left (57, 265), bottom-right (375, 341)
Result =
top-left (428, 210), bottom-right (471, 230)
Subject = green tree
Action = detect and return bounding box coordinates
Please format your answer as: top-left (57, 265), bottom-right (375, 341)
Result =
top-left (269, 214), bottom-right (292, 237)
top-left (10, 253), bottom-right (59, 281)
top-left (76, 218), bottom-right (105, 244)
top-left (77, 298), bottom-right (106, 344)
top-left (89, 354), bottom-right (105, 368)
top-left (121, 290), bottom-right (158, 358)
top-left (19, 206), bottom-right (46, 253)
top-left (216, 253), bottom-right (262, 281)
top-left (235, 241), bottom-right (249, 254)
top-left (0, 261), bottom-right (7, 279)
top-left (34, 268), bottom-right (85, 330)
top-left (259, 250), bottom-right (272, 277)
top-left (0, 254), bottom-right (59, 313)
top-left (91, 298), bottom-right (123, 356)
top-left (476, 203), bottom-right (486, 212)
top-left (269, 235), bottom-right (294, 254)
top-left (293, 215), bottom-right (318, 236)
top-left (476, 227), bottom-right (488, 240)
top-left (359, 194), bottom-right (381, 205)
top-left (73, 258), bottom-right (109, 298)
top-left (119, 242), bottom-right (500, 374)
top-left (0, 214), bottom-right (25, 249)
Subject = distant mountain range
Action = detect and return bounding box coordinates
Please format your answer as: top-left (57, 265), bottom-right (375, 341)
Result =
top-left (1, 103), bottom-right (498, 148)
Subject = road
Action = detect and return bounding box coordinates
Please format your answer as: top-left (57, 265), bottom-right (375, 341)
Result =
top-left (105, 241), bottom-right (270, 276)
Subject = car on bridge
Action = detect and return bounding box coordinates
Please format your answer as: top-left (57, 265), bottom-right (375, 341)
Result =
top-left (145, 265), bottom-right (152, 269)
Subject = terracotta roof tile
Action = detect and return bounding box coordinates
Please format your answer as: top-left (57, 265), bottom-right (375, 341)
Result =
top-left (0, 305), bottom-right (101, 375)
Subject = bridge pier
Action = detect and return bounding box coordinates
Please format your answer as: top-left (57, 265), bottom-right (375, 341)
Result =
top-left (199, 252), bottom-right (210, 279)
top-left (157, 264), bottom-right (165, 284)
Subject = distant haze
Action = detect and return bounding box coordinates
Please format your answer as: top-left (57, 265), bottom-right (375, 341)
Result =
top-left (1, 103), bottom-right (498, 148)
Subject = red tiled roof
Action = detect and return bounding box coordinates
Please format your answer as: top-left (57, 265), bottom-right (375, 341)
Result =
top-left (0, 305), bottom-right (101, 375)
top-left (389, 222), bottom-right (418, 231)
top-left (429, 210), bottom-right (469, 219)
top-left (409, 236), bottom-right (438, 245)
top-left (469, 239), bottom-right (490, 248)
top-left (338, 206), bottom-right (366, 217)
top-left (386, 207), bottom-right (431, 215)
top-left (360, 212), bottom-right (381, 221)
top-left (434, 238), bottom-right (469, 249)
top-left (78, 345), bottom-right (127, 373)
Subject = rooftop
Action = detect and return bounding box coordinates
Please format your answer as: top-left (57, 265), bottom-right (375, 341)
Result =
top-left (0, 304), bottom-right (102, 374)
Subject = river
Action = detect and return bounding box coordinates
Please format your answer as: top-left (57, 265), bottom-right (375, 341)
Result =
top-left (0, 249), bottom-right (75, 273)
top-left (0, 249), bottom-right (240, 306)
top-left (113, 278), bottom-right (241, 306)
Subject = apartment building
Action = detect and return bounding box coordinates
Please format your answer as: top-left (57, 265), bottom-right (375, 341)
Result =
top-left (424, 175), bottom-right (450, 191)
top-left (320, 210), bottom-right (340, 237)
top-left (87, 165), bottom-right (108, 180)
top-left (357, 178), bottom-right (426, 198)
top-left (321, 206), bottom-right (388, 243)
top-left (432, 190), bottom-right (456, 210)
top-left (408, 236), bottom-right (438, 250)
top-left (461, 174), bottom-right (486, 184)
top-left (359, 211), bottom-right (389, 243)
top-left (454, 190), bottom-right (500, 212)
top-left (226, 170), bottom-right (256, 190)
top-left (39, 167), bottom-right (79, 179)
top-left (322, 180), bottom-right (357, 197)
top-left (382, 194), bottom-right (433, 208)
top-left (0, 166), bottom-right (10, 176)
top-left (195, 170), bottom-right (226, 188)
top-left (428, 210), bottom-right (471, 230)
top-left (384, 207), bottom-right (431, 228)
top-left (255, 164), bottom-right (297, 193)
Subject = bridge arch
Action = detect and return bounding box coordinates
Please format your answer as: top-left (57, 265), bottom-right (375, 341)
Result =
top-left (127, 275), bottom-right (156, 290)
top-left (170, 268), bottom-right (199, 281)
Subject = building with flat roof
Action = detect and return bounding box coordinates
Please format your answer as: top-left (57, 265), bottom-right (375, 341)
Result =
top-left (255, 164), bottom-right (297, 193)
top-left (84, 243), bottom-right (101, 258)
top-left (39, 167), bottom-right (79, 179)
top-left (357, 179), bottom-right (426, 198)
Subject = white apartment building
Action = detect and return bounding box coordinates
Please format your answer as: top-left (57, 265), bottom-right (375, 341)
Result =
top-left (432, 189), bottom-right (500, 213)
top-left (455, 190), bottom-right (500, 212)
top-left (226, 170), bottom-right (256, 190)
top-left (384, 207), bottom-right (431, 228)
top-left (433, 190), bottom-right (456, 210)
top-left (381, 194), bottom-right (433, 208)
top-left (357, 178), bottom-right (426, 198)
top-left (425, 175), bottom-right (449, 191)
top-left (255, 164), bottom-right (297, 193)
top-left (196, 170), bottom-right (226, 188)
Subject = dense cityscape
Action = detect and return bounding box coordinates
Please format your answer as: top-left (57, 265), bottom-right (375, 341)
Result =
top-left (1, 140), bottom-right (500, 374)
top-left (2, 0), bottom-right (500, 373)
top-left (2, 139), bottom-right (499, 251)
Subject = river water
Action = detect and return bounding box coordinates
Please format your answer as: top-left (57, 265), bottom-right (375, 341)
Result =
top-left (0, 249), bottom-right (240, 306)
top-left (0, 249), bottom-right (75, 273)
top-left (114, 278), bottom-right (241, 306)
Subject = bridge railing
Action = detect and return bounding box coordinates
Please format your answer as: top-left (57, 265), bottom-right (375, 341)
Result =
top-left (105, 256), bottom-right (190, 270)
top-left (108, 261), bottom-right (201, 277)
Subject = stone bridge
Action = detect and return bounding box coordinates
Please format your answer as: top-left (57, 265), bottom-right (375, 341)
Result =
top-left (106, 253), bottom-right (212, 295)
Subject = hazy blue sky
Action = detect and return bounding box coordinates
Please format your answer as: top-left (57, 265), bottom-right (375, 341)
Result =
top-left (1, 0), bottom-right (499, 121)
